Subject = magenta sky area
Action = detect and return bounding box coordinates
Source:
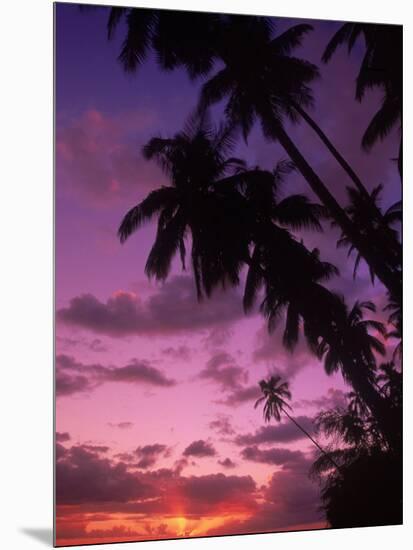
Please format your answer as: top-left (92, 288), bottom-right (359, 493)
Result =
top-left (55, 3), bottom-right (401, 546)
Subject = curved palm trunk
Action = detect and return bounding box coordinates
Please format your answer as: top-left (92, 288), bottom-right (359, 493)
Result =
top-left (292, 103), bottom-right (370, 198)
top-left (292, 103), bottom-right (402, 265)
top-left (281, 406), bottom-right (342, 472)
top-left (273, 123), bottom-right (401, 302)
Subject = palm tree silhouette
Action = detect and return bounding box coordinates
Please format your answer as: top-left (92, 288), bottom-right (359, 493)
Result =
top-left (197, 16), bottom-right (401, 301)
top-left (118, 115), bottom-right (332, 301)
top-left (311, 388), bottom-right (401, 528)
top-left (105, 10), bottom-right (401, 301)
top-left (107, 6), bottom-right (220, 78)
top-left (376, 361), bottom-right (402, 409)
top-left (107, 10), bottom-right (379, 203)
top-left (335, 184), bottom-right (401, 282)
top-left (255, 375), bottom-right (341, 470)
top-left (118, 115), bottom-right (254, 298)
top-left (323, 23), bottom-right (402, 177)
top-left (315, 299), bottom-right (399, 450)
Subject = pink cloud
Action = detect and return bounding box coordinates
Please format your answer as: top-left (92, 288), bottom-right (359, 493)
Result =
top-left (56, 108), bottom-right (164, 205)
top-left (56, 354), bottom-right (176, 397)
top-left (57, 275), bottom-right (244, 337)
top-left (183, 440), bottom-right (216, 458)
top-left (234, 416), bottom-right (315, 446)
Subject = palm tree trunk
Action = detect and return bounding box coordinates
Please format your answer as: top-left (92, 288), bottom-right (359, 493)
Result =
top-left (281, 406), bottom-right (342, 472)
top-left (292, 103), bottom-right (370, 198)
top-left (273, 123), bottom-right (401, 301)
top-left (292, 103), bottom-right (402, 265)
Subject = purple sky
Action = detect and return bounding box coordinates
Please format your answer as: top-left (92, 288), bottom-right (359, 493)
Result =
top-left (55, 3), bottom-right (400, 546)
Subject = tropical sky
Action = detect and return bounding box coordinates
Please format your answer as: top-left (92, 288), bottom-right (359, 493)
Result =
top-left (55, 3), bottom-right (400, 546)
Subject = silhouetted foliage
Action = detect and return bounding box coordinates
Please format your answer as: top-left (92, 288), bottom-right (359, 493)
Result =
top-left (312, 378), bottom-right (402, 527)
top-left (323, 23), bottom-right (402, 177)
top-left (255, 376), bottom-right (341, 470)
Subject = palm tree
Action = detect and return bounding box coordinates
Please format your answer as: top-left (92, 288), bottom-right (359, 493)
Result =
top-left (311, 395), bottom-right (401, 528)
top-left (376, 361), bottom-right (402, 408)
top-left (255, 375), bottom-right (341, 470)
top-left (118, 115), bottom-right (253, 298)
top-left (323, 23), bottom-right (402, 177)
top-left (118, 115), bottom-right (332, 302)
top-left (107, 6), bottom-right (220, 78)
top-left (315, 299), bottom-right (400, 450)
top-left (107, 10), bottom-right (383, 206)
top-left (246, 257), bottom-right (395, 447)
top-left (198, 16), bottom-right (401, 301)
top-left (105, 10), bottom-right (401, 300)
top-left (316, 300), bottom-right (385, 382)
top-left (335, 184), bottom-right (401, 282)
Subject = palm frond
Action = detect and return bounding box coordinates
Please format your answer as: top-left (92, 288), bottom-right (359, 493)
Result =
top-left (362, 94), bottom-right (400, 151)
top-left (270, 24), bottom-right (314, 55)
top-left (118, 187), bottom-right (177, 243)
top-left (107, 7), bottom-right (127, 39)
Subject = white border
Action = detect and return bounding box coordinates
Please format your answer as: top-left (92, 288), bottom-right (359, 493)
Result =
top-left (1, 1), bottom-right (410, 549)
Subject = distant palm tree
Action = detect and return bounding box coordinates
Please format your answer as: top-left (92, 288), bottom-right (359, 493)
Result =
top-left (323, 23), bottom-right (402, 177)
top-left (255, 375), bottom-right (341, 470)
top-left (197, 16), bottom-right (401, 301)
top-left (248, 266), bottom-right (394, 447)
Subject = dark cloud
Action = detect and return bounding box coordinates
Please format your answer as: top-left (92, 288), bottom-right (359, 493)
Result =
top-left (161, 345), bottom-right (192, 361)
top-left (263, 468), bottom-right (321, 525)
top-left (134, 444), bottom-right (170, 469)
top-left (181, 473), bottom-right (256, 508)
top-left (216, 384), bottom-right (261, 407)
top-left (105, 363), bottom-right (175, 386)
top-left (198, 352), bottom-right (248, 392)
top-left (56, 354), bottom-right (176, 397)
top-left (253, 326), bottom-right (314, 380)
top-left (202, 327), bottom-right (233, 350)
top-left (56, 443), bottom-right (68, 461)
top-left (57, 276), bottom-right (243, 338)
top-left (108, 422), bottom-right (134, 430)
top-left (56, 371), bottom-right (95, 396)
top-left (218, 458), bottom-right (237, 469)
top-left (172, 457), bottom-right (190, 474)
top-left (294, 388), bottom-right (347, 411)
top-left (56, 432), bottom-right (71, 443)
top-left (206, 468), bottom-right (321, 537)
top-left (208, 415), bottom-right (235, 436)
top-left (114, 452), bottom-right (135, 463)
top-left (234, 416), bottom-right (315, 445)
top-left (56, 336), bottom-right (108, 353)
top-left (183, 440), bottom-right (216, 458)
top-left (240, 446), bottom-right (309, 471)
top-left (81, 445), bottom-right (110, 454)
top-left (56, 445), bottom-right (157, 504)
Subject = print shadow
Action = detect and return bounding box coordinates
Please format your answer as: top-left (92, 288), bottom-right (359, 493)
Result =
top-left (20, 528), bottom-right (53, 546)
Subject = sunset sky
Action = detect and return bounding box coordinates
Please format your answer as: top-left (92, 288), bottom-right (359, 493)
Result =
top-left (55, 3), bottom-right (401, 546)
